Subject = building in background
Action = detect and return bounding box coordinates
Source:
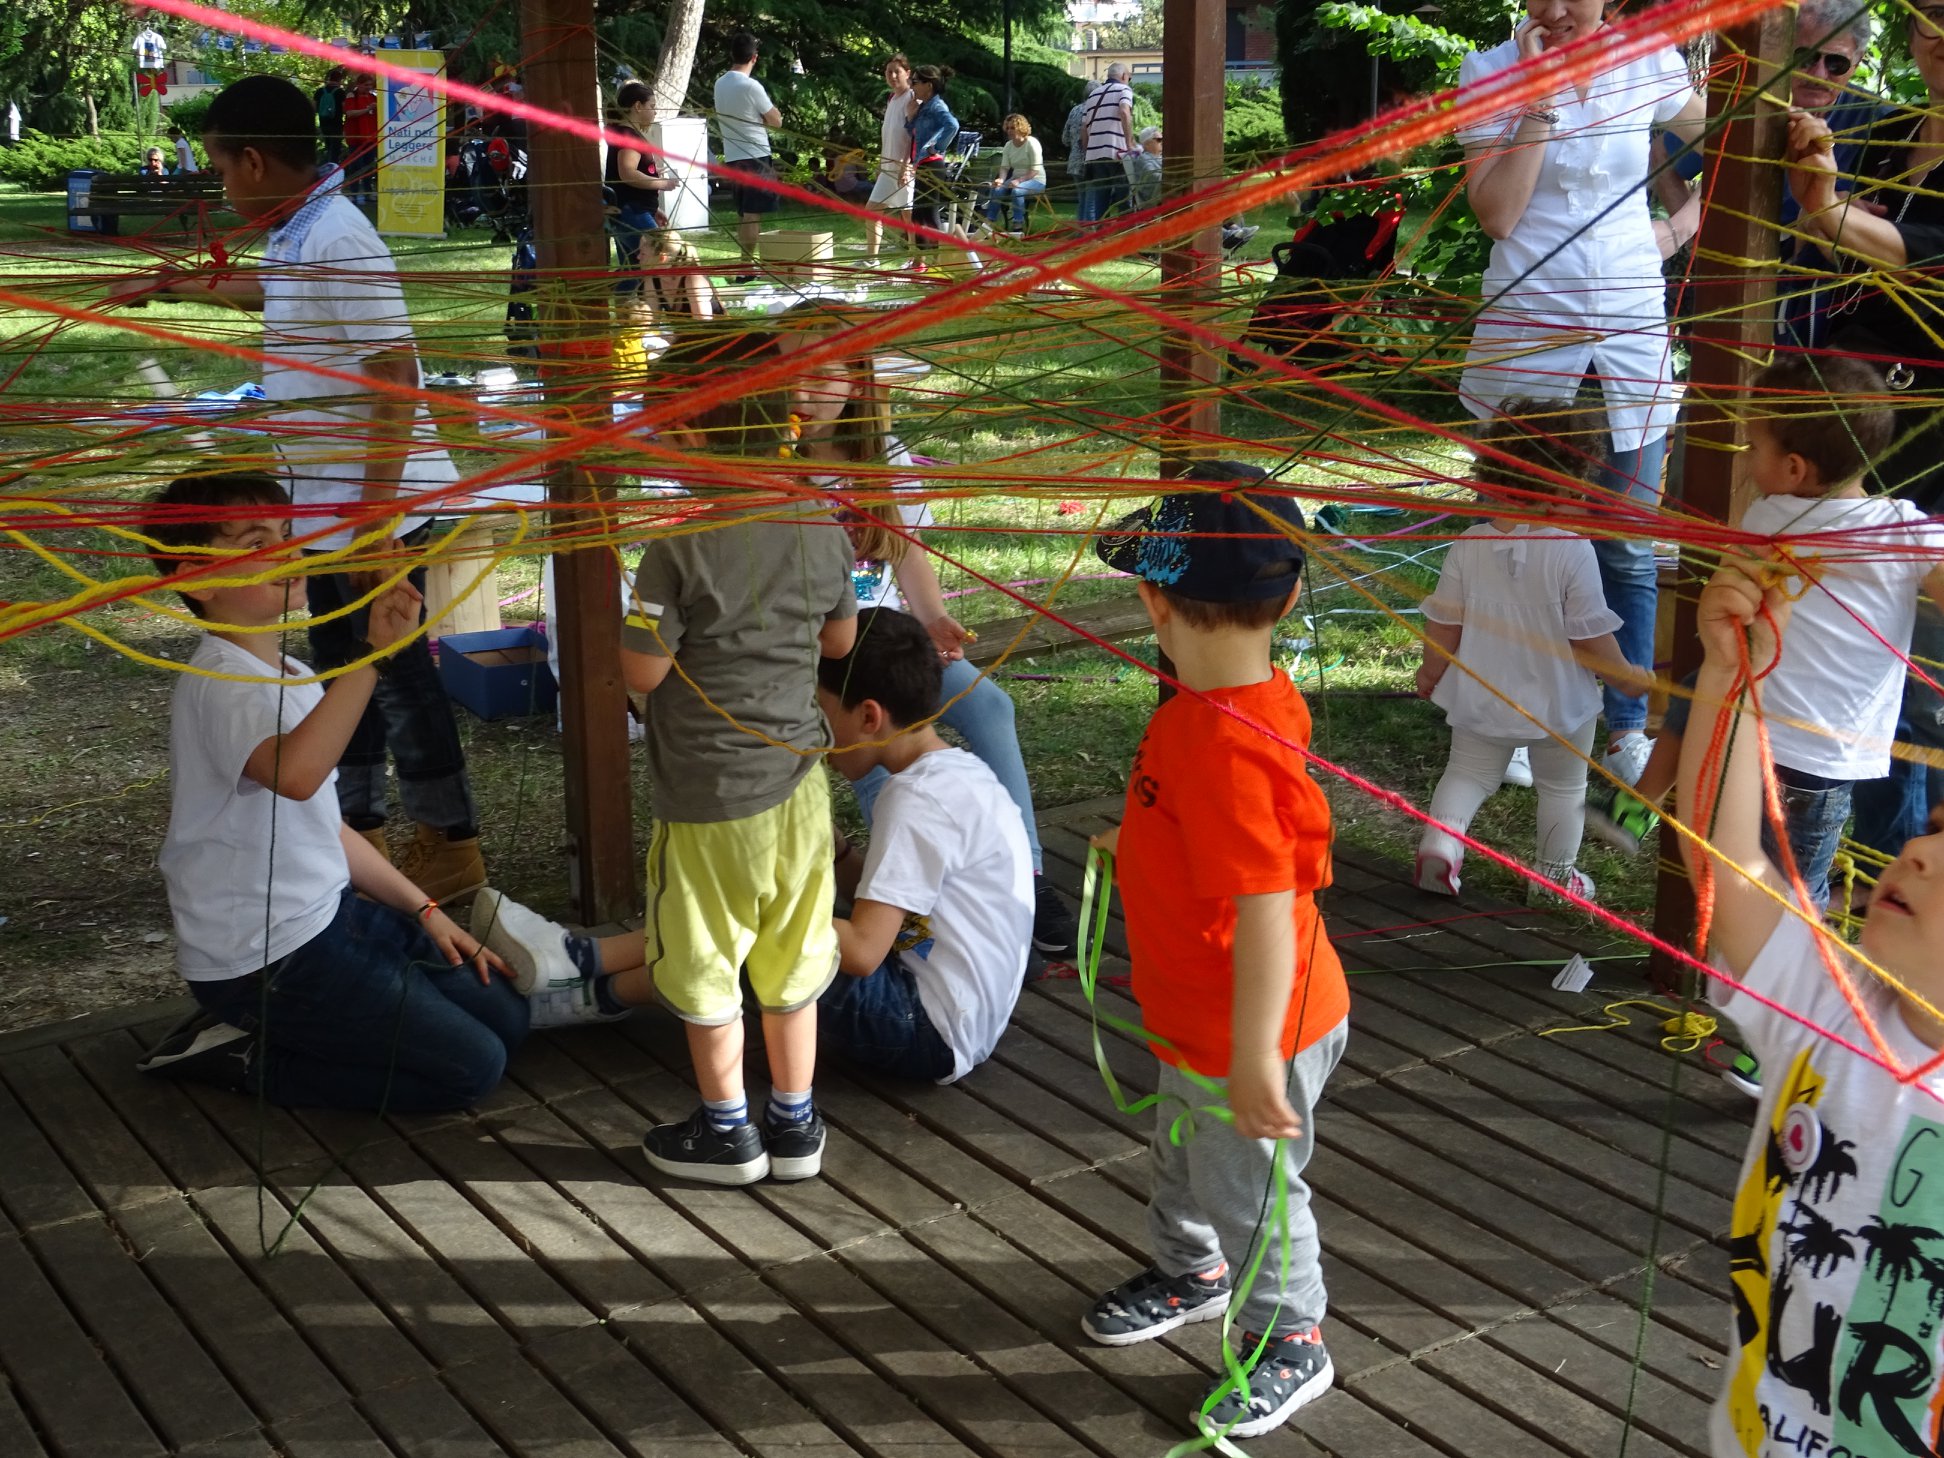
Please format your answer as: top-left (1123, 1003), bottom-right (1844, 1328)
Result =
top-left (1066, 0), bottom-right (1276, 88)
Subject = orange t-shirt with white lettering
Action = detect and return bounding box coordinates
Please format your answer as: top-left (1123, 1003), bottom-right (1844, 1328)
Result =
top-left (1116, 673), bottom-right (1348, 1078)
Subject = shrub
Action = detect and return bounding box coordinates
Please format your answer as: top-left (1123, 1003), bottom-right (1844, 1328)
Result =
top-left (0, 130), bottom-right (155, 191)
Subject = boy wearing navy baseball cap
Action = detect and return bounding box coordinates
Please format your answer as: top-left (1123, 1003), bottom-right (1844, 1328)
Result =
top-left (1085, 466), bottom-right (1350, 1442)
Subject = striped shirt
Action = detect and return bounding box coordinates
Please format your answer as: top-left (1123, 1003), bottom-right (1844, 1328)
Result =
top-left (1080, 80), bottom-right (1131, 162)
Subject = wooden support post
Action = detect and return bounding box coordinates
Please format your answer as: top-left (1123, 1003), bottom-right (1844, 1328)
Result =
top-left (521, 0), bottom-right (637, 924)
top-left (1156, 0), bottom-right (1226, 461)
top-left (1648, 15), bottom-right (1788, 989)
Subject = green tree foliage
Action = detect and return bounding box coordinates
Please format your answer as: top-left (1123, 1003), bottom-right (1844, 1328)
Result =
top-left (1097, 0), bottom-right (1164, 50)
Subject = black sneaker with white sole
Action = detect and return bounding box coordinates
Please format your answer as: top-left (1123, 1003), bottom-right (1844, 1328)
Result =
top-left (764, 1111), bottom-right (826, 1181)
top-left (1032, 880), bottom-right (1079, 958)
top-left (642, 1108), bottom-right (770, 1186)
top-left (135, 1009), bottom-right (256, 1092)
top-left (1196, 1327), bottom-right (1335, 1440)
top-left (1081, 1265), bottom-right (1231, 1346)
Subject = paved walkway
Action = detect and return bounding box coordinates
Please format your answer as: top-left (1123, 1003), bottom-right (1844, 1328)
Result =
top-left (0, 796), bottom-right (1751, 1457)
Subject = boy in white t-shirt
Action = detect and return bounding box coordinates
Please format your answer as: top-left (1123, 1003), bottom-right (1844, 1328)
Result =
top-left (1599, 356), bottom-right (1944, 911)
top-left (1678, 562), bottom-right (1944, 1458)
top-left (112, 75), bottom-right (484, 907)
top-left (136, 473), bottom-right (572, 1109)
top-left (819, 607), bottom-right (1035, 1082)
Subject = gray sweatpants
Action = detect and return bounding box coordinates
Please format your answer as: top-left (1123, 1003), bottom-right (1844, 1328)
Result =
top-left (1145, 1017), bottom-right (1348, 1339)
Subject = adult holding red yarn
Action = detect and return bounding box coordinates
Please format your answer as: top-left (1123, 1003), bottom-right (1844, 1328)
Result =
top-left (1455, 0), bottom-right (1704, 789)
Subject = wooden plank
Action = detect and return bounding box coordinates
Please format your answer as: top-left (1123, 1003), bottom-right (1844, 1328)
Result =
top-left (323, 1134), bottom-right (601, 1344)
top-left (0, 1231), bottom-right (162, 1458)
top-left (0, 996), bottom-right (194, 1057)
top-left (355, 1371), bottom-right (516, 1458)
top-left (188, 1183), bottom-right (438, 1398)
top-left (268, 1402), bottom-right (397, 1458)
top-left (1420, 1338), bottom-right (1692, 1458)
top-left (0, 1376), bottom-right (53, 1458)
top-left (404, 1116), bottom-right (672, 1319)
top-left (0, 1073), bottom-right (96, 1234)
top-left (1543, 1286), bottom-right (1727, 1380)
top-left (110, 1194), bottom-right (354, 1428)
top-left (0, 1045), bottom-right (179, 1217)
top-left (1345, 1359), bottom-right (1577, 1458)
top-left (964, 594), bottom-right (1151, 667)
top-left (1482, 1310), bottom-right (1716, 1457)
top-left (255, 1167), bottom-right (529, 1372)
top-left (28, 1213), bottom-right (259, 1451)
top-left (1290, 1389), bottom-right (1453, 1458)
top-left (439, 1346), bottom-right (633, 1458)
top-left (525, 1323), bottom-right (744, 1458)
top-left (65, 1029), bottom-right (250, 1199)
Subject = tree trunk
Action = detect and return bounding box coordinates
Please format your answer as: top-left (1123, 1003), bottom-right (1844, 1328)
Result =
top-left (85, 88), bottom-right (99, 138)
top-left (650, 0), bottom-right (705, 120)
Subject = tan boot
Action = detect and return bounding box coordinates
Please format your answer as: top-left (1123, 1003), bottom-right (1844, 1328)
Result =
top-left (398, 823), bottom-right (487, 905)
top-left (355, 824), bottom-right (389, 861)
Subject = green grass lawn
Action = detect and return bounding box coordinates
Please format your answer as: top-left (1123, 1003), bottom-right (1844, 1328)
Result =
top-left (0, 177), bottom-right (1656, 1030)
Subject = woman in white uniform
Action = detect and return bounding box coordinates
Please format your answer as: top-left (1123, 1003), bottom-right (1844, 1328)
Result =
top-left (864, 54), bottom-right (915, 263)
top-left (1456, 0), bottom-right (1703, 784)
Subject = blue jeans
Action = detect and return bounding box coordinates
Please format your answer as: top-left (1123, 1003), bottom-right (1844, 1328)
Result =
top-left (1757, 768), bottom-right (1853, 912)
top-left (1852, 599), bottom-right (1944, 859)
top-left (305, 528), bottom-right (478, 832)
top-left (1079, 159), bottom-right (1124, 223)
top-left (818, 957), bottom-right (955, 1081)
top-left (611, 207), bottom-right (660, 295)
top-left (1591, 432), bottom-right (1670, 735)
top-left (190, 889), bottom-right (529, 1111)
top-left (850, 656), bottom-right (1042, 872)
top-left (984, 177), bottom-right (1047, 230)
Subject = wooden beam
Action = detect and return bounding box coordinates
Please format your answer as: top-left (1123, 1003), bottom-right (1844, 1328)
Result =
top-left (1156, 0), bottom-right (1226, 460)
top-left (1649, 16), bottom-right (1788, 989)
top-left (521, 0), bottom-right (637, 924)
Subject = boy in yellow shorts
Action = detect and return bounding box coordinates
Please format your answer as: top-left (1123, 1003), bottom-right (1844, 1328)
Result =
top-left (616, 387), bottom-right (858, 1184)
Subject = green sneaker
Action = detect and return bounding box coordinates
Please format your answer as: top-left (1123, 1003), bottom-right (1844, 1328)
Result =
top-left (1586, 785), bottom-right (1658, 856)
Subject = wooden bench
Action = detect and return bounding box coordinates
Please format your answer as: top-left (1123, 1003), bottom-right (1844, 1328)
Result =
top-left (963, 591), bottom-right (1149, 668)
top-left (80, 173), bottom-right (230, 238)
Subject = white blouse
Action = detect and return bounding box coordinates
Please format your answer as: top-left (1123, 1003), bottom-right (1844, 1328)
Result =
top-left (1456, 40), bottom-right (1694, 453)
top-left (1423, 521), bottom-right (1622, 740)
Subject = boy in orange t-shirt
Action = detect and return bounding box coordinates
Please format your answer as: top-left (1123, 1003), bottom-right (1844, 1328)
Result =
top-left (1084, 468), bottom-right (1349, 1444)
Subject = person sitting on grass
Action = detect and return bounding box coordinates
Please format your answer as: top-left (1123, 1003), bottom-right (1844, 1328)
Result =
top-left (1677, 560), bottom-right (1944, 1458)
top-left (1082, 483), bottom-right (1348, 1443)
top-left (1587, 355), bottom-right (1944, 918)
top-left (135, 472), bottom-right (575, 1111)
top-left (1413, 401), bottom-right (1640, 905)
top-left (818, 607), bottom-right (1034, 1082)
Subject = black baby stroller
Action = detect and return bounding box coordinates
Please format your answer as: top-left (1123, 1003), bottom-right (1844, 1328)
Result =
top-left (1231, 192), bottom-right (1406, 374)
top-left (447, 133), bottom-right (529, 242)
top-left (505, 228), bottom-right (539, 361)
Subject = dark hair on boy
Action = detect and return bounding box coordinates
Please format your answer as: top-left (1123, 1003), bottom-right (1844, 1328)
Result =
top-left (203, 74), bottom-right (320, 171)
top-left (1157, 577), bottom-right (1295, 633)
top-left (818, 607), bottom-right (942, 727)
top-left (1472, 398), bottom-right (1609, 503)
top-left (729, 33), bottom-right (760, 65)
top-left (1751, 354), bottom-right (1894, 486)
top-left (148, 472), bottom-right (291, 618)
top-left (654, 326), bottom-right (793, 456)
top-left (616, 78), bottom-right (651, 110)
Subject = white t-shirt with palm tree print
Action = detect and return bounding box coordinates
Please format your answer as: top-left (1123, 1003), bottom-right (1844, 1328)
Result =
top-left (1708, 915), bottom-right (1944, 1458)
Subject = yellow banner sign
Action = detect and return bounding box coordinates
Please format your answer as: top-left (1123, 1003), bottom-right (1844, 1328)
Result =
top-left (375, 49), bottom-right (446, 237)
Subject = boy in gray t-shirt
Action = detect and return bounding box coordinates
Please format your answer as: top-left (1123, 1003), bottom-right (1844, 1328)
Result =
top-left (619, 452), bottom-right (858, 1185)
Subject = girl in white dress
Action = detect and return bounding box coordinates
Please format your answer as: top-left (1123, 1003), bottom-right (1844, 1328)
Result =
top-left (1456, 0), bottom-right (1703, 786)
top-left (1415, 403), bottom-right (1640, 904)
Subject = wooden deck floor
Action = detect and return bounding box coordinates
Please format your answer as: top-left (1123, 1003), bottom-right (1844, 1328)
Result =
top-left (0, 796), bottom-right (1754, 1458)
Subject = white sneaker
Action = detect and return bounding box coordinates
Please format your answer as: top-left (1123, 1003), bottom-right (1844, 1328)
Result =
top-left (1528, 864), bottom-right (1596, 907)
top-left (471, 886), bottom-right (580, 995)
top-left (1502, 747), bottom-right (1534, 788)
top-left (1603, 732), bottom-right (1653, 787)
top-left (527, 979), bottom-right (631, 1028)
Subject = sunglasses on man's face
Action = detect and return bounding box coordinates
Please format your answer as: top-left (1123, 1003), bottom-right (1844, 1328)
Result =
top-left (1796, 49), bottom-right (1856, 77)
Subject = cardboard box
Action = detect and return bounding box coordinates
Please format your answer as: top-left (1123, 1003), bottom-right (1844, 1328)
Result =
top-left (758, 229), bottom-right (834, 282)
top-left (438, 626), bottom-right (558, 721)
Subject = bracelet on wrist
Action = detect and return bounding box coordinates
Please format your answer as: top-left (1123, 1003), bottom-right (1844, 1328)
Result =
top-left (415, 899), bottom-right (439, 921)
top-left (1524, 106), bottom-right (1559, 126)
